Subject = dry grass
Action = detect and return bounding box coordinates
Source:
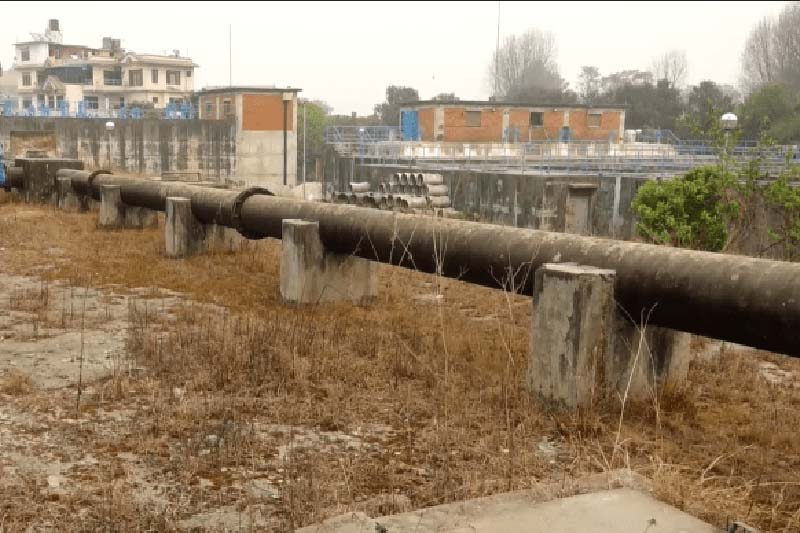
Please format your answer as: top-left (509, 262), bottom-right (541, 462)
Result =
top-left (0, 369), bottom-right (35, 396)
top-left (0, 196), bottom-right (798, 530)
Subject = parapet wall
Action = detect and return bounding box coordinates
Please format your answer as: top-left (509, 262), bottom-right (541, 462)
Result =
top-left (0, 117), bottom-right (236, 180)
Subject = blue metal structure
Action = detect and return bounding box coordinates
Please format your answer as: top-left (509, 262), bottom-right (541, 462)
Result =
top-left (0, 144), bottom-right (5, 188)
top-left (0, 100), bottom-right (196, 120)
top-left (400, 110), bottom-right (419, 141)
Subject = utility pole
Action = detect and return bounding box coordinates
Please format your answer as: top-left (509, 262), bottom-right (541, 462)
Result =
top-left (302, 101), bottom-right (307, 199)
top-left (495, 1), bottom-right (500, 98)
top-left (229, 24), bottom-right (232, 87)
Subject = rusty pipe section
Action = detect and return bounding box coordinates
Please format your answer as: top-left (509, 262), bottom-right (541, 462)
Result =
top-left (56, 169), bottom-right (800, 356)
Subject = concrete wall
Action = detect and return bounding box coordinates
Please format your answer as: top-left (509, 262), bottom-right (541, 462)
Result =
top-left (0, 116), bottom-right (235, 179)
top-left (198, 90), bottom-right (299, 188)
top-left (352, 165), bottom-right (643, 240)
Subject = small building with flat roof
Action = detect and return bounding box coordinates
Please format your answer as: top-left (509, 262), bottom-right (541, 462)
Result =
top-left (398, 100), bottom-right (627, 143)
top-left (197, 86), bottom-right (302, 187)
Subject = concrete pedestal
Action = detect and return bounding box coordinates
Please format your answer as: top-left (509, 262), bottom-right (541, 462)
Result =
top-left (529, 264), bottom-right (616, 408)
top-left (280, 219), bottom-right (378, 305)
top-left (165, 197), bottom-right (203, 258)
top-left (205, 223), bottom-right (247, 252)
top-left (56, 177), bottom-right (81, 211)
top-left (529, 263), bottom-right (692, 408)
top-left (124, 206), bottom-right (159, 229)
top-left (611, 322), bottom-right (692, 398)
top-left (98, 185), bottom-right (124, 229)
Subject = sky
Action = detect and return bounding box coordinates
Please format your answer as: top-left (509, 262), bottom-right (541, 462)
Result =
top-left (0, 1), bottom-right (789, 115)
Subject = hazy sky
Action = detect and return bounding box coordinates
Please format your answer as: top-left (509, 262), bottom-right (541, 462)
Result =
top-left (0, 1), bottom-right (789, 114)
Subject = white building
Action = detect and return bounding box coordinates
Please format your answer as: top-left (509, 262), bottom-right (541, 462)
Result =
top-left (13, 19), bottom-right (196, 113)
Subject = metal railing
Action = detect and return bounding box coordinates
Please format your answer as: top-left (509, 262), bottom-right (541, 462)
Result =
top-left (331, 140), bottom-right (798, 178)
top-left (1, 99), bottom-right (199, 120)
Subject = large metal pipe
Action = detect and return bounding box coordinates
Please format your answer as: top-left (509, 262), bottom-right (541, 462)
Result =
top-left (4, 166), bottom-right (24, 189)
top-left (57, 169), bottom-right (800, 356)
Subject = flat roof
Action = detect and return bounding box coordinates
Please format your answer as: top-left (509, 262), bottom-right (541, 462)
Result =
top-left (199, 86), bottom-right (302, 95)
top-left (15, 41), bottom-right (88, 48)
top-left (401, 100), bottom-right (628, 109)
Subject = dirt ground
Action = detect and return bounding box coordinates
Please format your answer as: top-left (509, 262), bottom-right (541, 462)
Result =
top-left (0, 195), bottom-right (799, 531)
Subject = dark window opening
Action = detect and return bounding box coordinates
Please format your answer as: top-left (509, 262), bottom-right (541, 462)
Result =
top-left (128, 69), bottom-right (143, 87)
top-left (530, 112), bottom-right (544, 127)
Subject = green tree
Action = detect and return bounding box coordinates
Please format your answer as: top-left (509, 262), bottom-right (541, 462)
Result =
top-left (738, 83), bottom-right (795, 140)
top-left (632, 166), bottom-right (739, 251)
top-left (676, 81), bottom-right (735, 139)
top-left (296, 100), bottom-right (329, 180)
top-left (578, 66), bottom-right (601, 104)
top-left (763, 161), bottom-right (800, 259)
top-left (603, 77), bottom-right (683, 130)
top-left (374, 86), bottom-right (419, 126)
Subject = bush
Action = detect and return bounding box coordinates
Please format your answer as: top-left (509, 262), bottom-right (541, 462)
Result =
top-left (632, 166), bottom-right (739, 251)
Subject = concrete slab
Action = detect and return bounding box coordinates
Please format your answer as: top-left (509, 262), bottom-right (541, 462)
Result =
top-left (299, 487), bottom-right (716, 533)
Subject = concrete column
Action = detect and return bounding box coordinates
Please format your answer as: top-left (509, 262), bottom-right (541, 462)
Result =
top-left (123, 206), bottom-right (159, 229)
top-left (204, 223), bottom-right (246, 253)
top-left (529, 263), bottom-right (616, 408)
top-left (165, 196), bottom-right (203, 258)
top-left (56, 177), bottom-right (80, 211)
top-left (610, 322), bottom-right (692, 399)
top-left (280, 219), bottom-right (377, 305)
top-left (97, 185), bottom-right (124, 229)
top-left (529, 263), bottom-right (693, 409)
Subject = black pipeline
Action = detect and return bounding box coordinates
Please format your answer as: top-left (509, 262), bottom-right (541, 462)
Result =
top-left (57, 169), bottom-right (800, 357)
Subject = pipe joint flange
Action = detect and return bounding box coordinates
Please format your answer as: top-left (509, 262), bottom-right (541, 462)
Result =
top-left (87, 169), bottom-right (113, 189)
top-left (230, 186), bottom-right (274, 239)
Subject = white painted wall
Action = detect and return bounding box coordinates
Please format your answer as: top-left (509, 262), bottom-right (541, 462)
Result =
top-left (15, 43), bottom-right (49, 65)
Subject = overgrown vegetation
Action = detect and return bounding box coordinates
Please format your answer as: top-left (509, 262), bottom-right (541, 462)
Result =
top-left (632, 167), bottom-right (738, 251)
top-left (633, 115), bottom-right (800, 258)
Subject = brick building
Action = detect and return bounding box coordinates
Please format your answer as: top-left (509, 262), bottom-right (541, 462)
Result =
top-left (197, 86), bottom-right (300, 187)
top-left (398, 101), bottom-right (626, 143)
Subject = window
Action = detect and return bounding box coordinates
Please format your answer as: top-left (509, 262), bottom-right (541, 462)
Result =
top-left (166, 70), bottom-right (181, 85)
top-left (151, 69), bottom-right (158, 84)
top-left (205, 102), bottom-right (213, 116)
top-left (21, 47), bottom-right (30, 61)
top-left (21, 72), bottom-right (31, 86)
top-left (84, 96), bottom-right (99, 110)
top-left (119, 97), bottom-right (125, 107)
top-left (465, 110), bottom-right (481, 127)
top-left (223, 99), bottom-right (232, 115)
top-left (587, 113), bottom-right (602, 128)
top-left (128, 69), bottom-right (143, 87)
top-left (22, 98), bottom-right (32, 108)
top-left (530, 112), bottom-right (544, 127)
top-left (185, 70), bottom-right (192, 78)
top-left (104, 69), bottom-right (122, 86)
top-left (153, 97), bottom-right (159, 104)
top-left (36, 72), bottom-right (43, 85)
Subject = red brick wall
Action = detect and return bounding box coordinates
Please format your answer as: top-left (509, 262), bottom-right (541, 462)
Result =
top-left (407, 105), bottom-right (623, 142)
top-left (243, 94), bottom-right (294, 131)
top-left (418, 108), bottom-right (434, 141)
top-left (442, 107), bottom-right (504, 142)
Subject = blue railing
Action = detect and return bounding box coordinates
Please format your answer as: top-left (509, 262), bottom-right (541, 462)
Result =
top-left (1, 99), bottom-right (198, 120)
